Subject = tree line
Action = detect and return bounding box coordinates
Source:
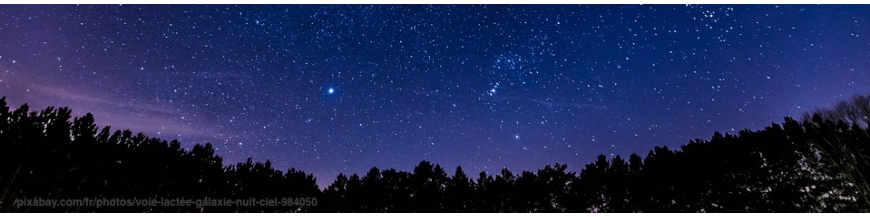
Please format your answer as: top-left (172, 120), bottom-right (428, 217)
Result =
top-left (0, 95), bottom-right (868, 212)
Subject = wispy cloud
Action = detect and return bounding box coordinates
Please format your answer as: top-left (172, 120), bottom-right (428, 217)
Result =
top-left (411, 89), bottom-right (448, 97)
top-left (491, 95), bottom-right (607, 110)
top-left (33, 84), bottom-right (180, 116)
top-left (0, 73), bottom-right (219, 137)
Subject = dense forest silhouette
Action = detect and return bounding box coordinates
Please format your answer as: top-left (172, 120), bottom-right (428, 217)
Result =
top-left (0, 95), bottom-right (868, 212)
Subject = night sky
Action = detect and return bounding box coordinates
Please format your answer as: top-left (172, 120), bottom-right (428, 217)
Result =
top-left (1, 5), bottom-right (869, 187)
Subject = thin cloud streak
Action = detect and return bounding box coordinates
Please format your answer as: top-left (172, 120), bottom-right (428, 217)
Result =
top-left (491, 95), bottom-right (607, 110)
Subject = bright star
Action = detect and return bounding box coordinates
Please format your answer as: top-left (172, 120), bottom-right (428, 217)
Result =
top-left (327, 88), bottom-right (335, 94)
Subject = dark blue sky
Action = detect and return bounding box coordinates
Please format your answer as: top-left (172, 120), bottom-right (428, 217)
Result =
top-left (1, 5), bottom-right (868, 187)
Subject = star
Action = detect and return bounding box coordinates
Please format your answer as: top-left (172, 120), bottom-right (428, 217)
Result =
top-left (1, 4), bottom-right (865, 191)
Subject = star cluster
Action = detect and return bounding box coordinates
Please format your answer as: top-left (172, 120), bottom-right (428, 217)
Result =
top-left (1, 5), bottom-right (868, 187)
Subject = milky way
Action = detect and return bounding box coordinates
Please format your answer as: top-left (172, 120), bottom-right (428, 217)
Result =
top-left (1, 5), bottom-right (868, 187)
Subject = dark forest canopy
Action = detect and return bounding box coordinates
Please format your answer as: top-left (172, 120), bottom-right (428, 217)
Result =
top-left (0, 95), bottom-right (868, 212)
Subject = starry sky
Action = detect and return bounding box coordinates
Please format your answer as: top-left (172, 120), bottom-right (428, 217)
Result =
top-left (1, 5), bottom-right (869, 187)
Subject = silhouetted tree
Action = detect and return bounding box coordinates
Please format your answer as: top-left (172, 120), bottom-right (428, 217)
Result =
top-left (803, 94), bottom-right (870, 128)
top-left (2, 96), bottom-right (869, 212)
top-left (445, 166), bottom-right (472, 212)
top-left (0, 97), bottom-right (320, 212)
